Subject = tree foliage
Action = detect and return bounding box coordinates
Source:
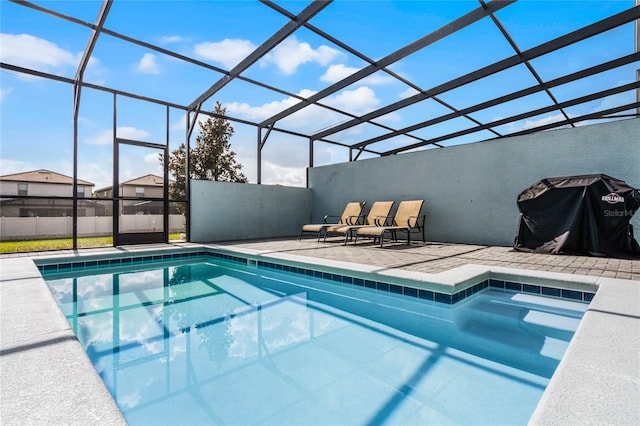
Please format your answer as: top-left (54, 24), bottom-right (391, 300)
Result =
top-left (163, 101), bottom-right (248, 206)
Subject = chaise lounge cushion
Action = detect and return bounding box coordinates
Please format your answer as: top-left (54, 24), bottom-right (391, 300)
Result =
top-left (300, 202), bottom-right (365, 239)
top-left (355, 200), bottom-right (425, 247)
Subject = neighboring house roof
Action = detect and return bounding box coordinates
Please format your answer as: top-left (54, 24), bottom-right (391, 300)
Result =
top-left (93, 185), bottom-right (113, 194)
top-left (121, 174), bottom-right (164, 186)
top-left (95, 174), bottom-right (165, 193)
top-left (0, 169), bottom-right (94, 186)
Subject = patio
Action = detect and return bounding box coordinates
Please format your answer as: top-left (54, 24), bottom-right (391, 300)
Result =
top-left (218, 238), bottom-right (640, 280)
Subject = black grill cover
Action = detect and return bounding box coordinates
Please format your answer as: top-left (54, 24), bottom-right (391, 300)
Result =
top-left (514, 174), bottom-right (640, 259)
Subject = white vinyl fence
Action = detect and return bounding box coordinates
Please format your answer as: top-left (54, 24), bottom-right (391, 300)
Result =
top-left (0, 215), bottom-right (186, 240)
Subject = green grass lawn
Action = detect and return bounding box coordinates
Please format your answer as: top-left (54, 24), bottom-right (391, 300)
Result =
top-left (0, 233), bottom-right (184, 253)
top-left (0, 236), bottom-right (113, 253)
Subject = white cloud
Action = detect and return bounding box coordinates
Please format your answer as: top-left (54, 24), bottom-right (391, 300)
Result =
top-left (170, 85), bottom-right (380, 186)
top-left (261, 36), bottom-right (342, 75)
top-left (363, 73), bottom-right (396, 85)
top-left (0, 33), bottom-right (104, 83)
top-left (225, 88), bottom-right (316, 121)
top-left (84, 127), bottom-right (151, 145)
top-left (375, 111), bottom-right (402, 123)
top-left (399, 87), bottom-right (420, 99)
top-left (84, 129), bottom-right (112, 145)
top-left (168, 111), bottom-right (344, 186)
top-left (118, 126), bottom-right (151, 140)
top-left (0, 33), bottom-right (78, 71)
top-left (520, 113), bottom-right (573, 131)
top-left (508, 92), bottom-right (634, 133)
top-left (144, 152), bottom-right (160, 164)
top-left (321, 64), bottom-right (395, 86)
top-left (320, 64), bottom-right (360, 83)
top-left (260, 162), bottom-right (306, 187)
top-left (194, 38), bottom-right (256, 69)
top-left (0, 158), bottom-right (105, 187)
top-left (225, 86), bottom-right (380, 131)
top-left (159, 35), bottom-right (184, 44)
top-left (257, 140), bottom-right (340, 186)
top-left (136, 53), bottom-right (160, 74)
top-left (78, 161), bottom-right (112, 190)
top-left (324, 86), bottom-right (380, 115)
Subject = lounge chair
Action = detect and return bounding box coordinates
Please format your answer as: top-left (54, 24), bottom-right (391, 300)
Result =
top-left (323, 201), bottom-right (395, 244)
top-left (299, 202), bottom-right (366, 241)
top-left (354, 200), bottom-right (425, 247)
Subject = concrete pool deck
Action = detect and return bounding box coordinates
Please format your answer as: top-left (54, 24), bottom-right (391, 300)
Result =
top-left (1, 238), bottom-right (638, 425)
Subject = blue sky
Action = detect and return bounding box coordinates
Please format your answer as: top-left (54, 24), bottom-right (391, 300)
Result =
top-left (0, 0), bottom-right (637, 190)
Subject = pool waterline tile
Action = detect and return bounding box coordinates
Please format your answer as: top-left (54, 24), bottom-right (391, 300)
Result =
top-left (35, 248), bottom-right (596, 306)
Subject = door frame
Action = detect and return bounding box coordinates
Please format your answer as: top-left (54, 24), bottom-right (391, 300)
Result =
top-left (113, 138), bottom-right (169, 246)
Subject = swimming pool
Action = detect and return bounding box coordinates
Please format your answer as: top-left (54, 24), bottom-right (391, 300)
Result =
top-left (41, 252), bottom-right (588, 425)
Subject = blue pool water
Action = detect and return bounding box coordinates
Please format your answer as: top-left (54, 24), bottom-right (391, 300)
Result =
top-left (43, 256), bottom-right (587, 425)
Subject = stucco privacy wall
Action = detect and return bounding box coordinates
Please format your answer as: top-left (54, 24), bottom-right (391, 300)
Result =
top-left (190, 180), bottom-right (311, 242)
top-left (308, 119), bottom-right (640, 246)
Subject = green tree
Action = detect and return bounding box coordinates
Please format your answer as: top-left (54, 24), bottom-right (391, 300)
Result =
top-left (163, 101), bottom-right (248, 209)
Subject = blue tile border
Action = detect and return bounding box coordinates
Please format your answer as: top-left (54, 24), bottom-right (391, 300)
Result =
top-left (35, 249), bottom-right (595, 306)
top-left (489, 278), bottom-right (594, 303)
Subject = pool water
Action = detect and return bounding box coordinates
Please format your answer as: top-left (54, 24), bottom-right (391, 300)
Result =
top-left (44, 257), bottom-right (587, 425)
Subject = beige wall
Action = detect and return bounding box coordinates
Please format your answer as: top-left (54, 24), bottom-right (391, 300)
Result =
top-left (0, 181), bottom-right (92, 197)
top-left (121, 185), bottom-right (163, 198)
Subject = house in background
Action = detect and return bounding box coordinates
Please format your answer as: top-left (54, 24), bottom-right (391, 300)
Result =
top-left (95, 174), bottom-right (174, 215)
top-left (0, 169), bottom-right (99, 217)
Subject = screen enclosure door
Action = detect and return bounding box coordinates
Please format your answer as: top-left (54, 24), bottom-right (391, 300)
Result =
top-left (114, 139), bottom-right (168, 245)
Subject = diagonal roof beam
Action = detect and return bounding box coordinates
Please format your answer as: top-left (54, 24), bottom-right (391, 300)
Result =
top-left (259, 0), bottom-right (515, 127)
top-left (382, 80), bottom-right (640, 155)
top-left (482, 0), bottom-right (573, 127)
top-left (261, 0), bottom-right (443, 147)
top-left (10, 1), bottom-right (297, 101)
top-left (187, 0), bottom-right (331, 110)
top-left (74, 0), bottom-right (111, 84)
top-left (351, 52), bottom-right (640, 150)
top-left (314, 4), bottom-right (640, 141)
top-left (505, 102), bottom-right (640, 138)
top-left (11, 0), bottom-right (431, 148)
top-left (263, 0), bottom-right (421, 92)
top-left (73, 0), bottom-right (111, 113)
top-left (0, 61), bottom-right (378, 155)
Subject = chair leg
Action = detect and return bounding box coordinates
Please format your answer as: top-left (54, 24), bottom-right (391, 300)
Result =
top-left (343, 231), bottom-right (350, 245)
top-left (379, 231), bottom-right (385, 248)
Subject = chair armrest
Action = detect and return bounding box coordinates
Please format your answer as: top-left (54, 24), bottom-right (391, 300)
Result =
top-left (324, 214), bottom-right (341, 224)
top-left (374, 215), bottom-right (392, 226)
top-left (405, 215), bottom-right (425, 227)
top-left (348, 214), bottom-right (366, 225)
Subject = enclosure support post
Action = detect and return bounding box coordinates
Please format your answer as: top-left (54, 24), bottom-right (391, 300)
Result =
top-left (112, 93), bottom-right (119, 246)
top-left (163, 105), bottom-right (170, 243)
top-left (185, 104), bottom-right (200, 242)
